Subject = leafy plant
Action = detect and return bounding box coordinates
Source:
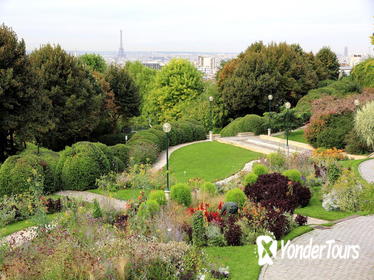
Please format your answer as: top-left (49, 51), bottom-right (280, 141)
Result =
top-left (192, 210), bottom-right (206, 247)
top-left (225, 188), bottom-right (246, 207)
top-left (200, 182), bottom-right (217, 195)
top-left (252, 163), bottom-right (268, 176)
top-left (282, 169), bottom-right (302, 183)
top-left (92, 199), bottom-right (103, 218)
top-left (171, 183), bottom-right (192, 207)
top-left (148, 190), bottom-right (166, 206)
top-left (243, 172), bottom-right (258, 186)
top-left (137, 199), bottom-right (160, 218)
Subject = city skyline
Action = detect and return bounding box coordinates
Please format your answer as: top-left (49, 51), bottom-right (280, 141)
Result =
top-left (1, 0), bottom-right (373, 55)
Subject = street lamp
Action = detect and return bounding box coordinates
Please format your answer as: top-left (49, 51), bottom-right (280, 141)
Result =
top-left (285, 102), bottom-right (291, 155)
top-left (163, 123), bottom-right (172, 198)
top-left (268, 94), bottom-right (273, 136)
top-left (208, 96), bottom-right (214, 141)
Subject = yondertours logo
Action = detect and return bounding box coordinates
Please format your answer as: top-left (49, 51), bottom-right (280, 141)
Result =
top-left (256, 235), bottom-right (360, 266)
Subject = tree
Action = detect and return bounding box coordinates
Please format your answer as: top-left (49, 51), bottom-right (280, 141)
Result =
top-left (79, 53), bottom-right (107, 73)
top-left (29, 44), bottom-right (104, 150)
top-left (355, 101), bottom-right (374, 149)
top-left (315, 47), bottom-right (340, 80)
top-left (105, 64), bottom-right (140, 123)
top-left (0, 24), bottom-right (48, 161)
top-left (217, 42), bottom-right (319, 120)
top-left (143, 58), bottom-right (204, 123)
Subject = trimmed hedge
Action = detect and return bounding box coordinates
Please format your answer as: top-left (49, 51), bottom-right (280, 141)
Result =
top-left (109, 144), bottom-right (130, 167)
top-left (220, 114), bottom-right (266, 137)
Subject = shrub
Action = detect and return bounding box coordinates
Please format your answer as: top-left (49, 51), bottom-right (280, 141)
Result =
top-left (128, 141), bottom-right (159, 164)
top-left (351, 58), bottom-right (374, 88)
top-left (137, 199), bottom-right (160, 218)
top-left (225, 188), bottom-right (246, 207)
top-left (128, 130), bottom-right (163, 152)
top-left (0, 154), bottom-right (45, 196)
top-left (312, 147), bottom-right (347, 161)
top-left (206, 225), bottom-right (226, 247)
top-left (220, 114), bottom-right (266, 136)
top-left (96, 133), bottom-right (127, 145)
top-left (171, 183), bottom-right (192, 207)
top-left (243, 172), bottom-right (258, 186)
top-left (148, 190), bottom-right (166, 206)
top-left (200, 182), bottom-right (216, 195)
top-left (109, 144), bottom-right (130, 167)
top-left (265, 208), bottom-right (289, 240)
top-left (252, 163), bottom-right (268, 176)
top-left (355, 100), bottom-right (374, 150)
top-left (224, 215), bottom-right (242, 246)
top-left (56, 142), bottom-right (110, 191)
top-left (326, 161), bottom-right (342, 185)
top-left (92, 199), bottom-right (102, 218)
top-left (245, 173), bottom-right (311, 212)
top-left (295, 215), bottom-right (308, 226)
top-left (344, 130), bottom-right (371, 155)
top-left (266, 152), bottom-right (286, 172)
top-left (93, 142), bottom-right (125, 172)
top-left (282, 169), bottom-right (302, 183)
top-left (192, 210), bottom-right (206, 247)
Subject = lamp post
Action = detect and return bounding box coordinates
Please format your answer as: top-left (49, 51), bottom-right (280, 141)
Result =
top-left (268, 94), bottom-right (273, 136)
top-left (208, 96), bottom-right (214, 141)
top-left (163, 123), bottom-right (172, 199)
top-left (285, 102), bottom-right (291, 155)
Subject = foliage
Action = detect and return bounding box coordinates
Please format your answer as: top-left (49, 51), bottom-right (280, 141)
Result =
top-left (96, 172), bottom-right (121, 192)
top-left (282, 169), bottom-right (302, 183)
top-left (224, 215), bottom-right (242, 246)
top-left (109, 144), bottom-right (130, 167)
top-left (252, 163), bottom-right (268, 176)
top-left (295, 215), bottom-right (308, 226)
top-left (148, 190), bottom-right (166, 205)
top-left (315, 47), bottom-right (340, 80)
top-left (351, 58), bottom-right (374, 88)
top-left (220, 114), bottom-right (266, 136)
top-left (137, 199), bottom-right (160, 218)
top-left (200, 182), bottom-right (217, 195)
top-left (266, 152), bottom-right (286, 172)
top-left (312, 147), bottom-right (347, 161)
top-left (79, 53), bottom-right (107, 73)
top-left (217, 41), bottom-right (319, 119)
top-left (206, 225), bottom-right (226, 247)
top-left (225, 188), bottom-right (246, 207)
top-left (192, 210), bottom-right (206, 247)
top-left (143, 58), bottom-right (204, 123)
top-left (92, 199), bottom-right (103, 218)
top-left (128, 141), bottom-right (159, 164)
top-left (355, 100), bottom-right (374, 149)
top-left (171, 183), bottom-right (192, 207)
top-left (30, 44), bottom-right (104, 151)
top-left (344, 130), bottom-right (371, 155)
top-left (243, 172), bottom-right (258, 186)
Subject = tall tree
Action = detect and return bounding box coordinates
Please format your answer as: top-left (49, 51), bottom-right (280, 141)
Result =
top-left (29, 45), bottom-right (104, 150)
top-left (105, 64), bottom-right (140, 123)
top-left (79, 53), bottom-right (107, 73)
top-left (217, 41), bottom-right (319, 120)
top-left (143, 58), bottom-right (204, 123)
top-left (0, 24), bottom-right (48, 161)
top-left (315, 47), bottom-right (340, 80)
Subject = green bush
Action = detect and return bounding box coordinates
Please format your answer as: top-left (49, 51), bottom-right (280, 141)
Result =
top-left (109, 144), bottom-right (130, 167)
top-left (192, 210), bottom-right (206, 247)
top-left (344, 130), bottom-right (371, 155)
top-left (56, 142), bottom-right (110, 191)
top-left (355, 100), bottom-right (374, 150)
top-left (282, 169), bottom-right (302, 183)
top-left (147, 128), bottom-right (167, 150)
top-left (266, 152), bottom-right (286, 172)
top-left (243, 172), bottom-right (258, 186)
top-left (351, 58), bottom-right (374, 88)
top-left (128, 141), bottom-right (159, 164)
top-left (252, 163), bottom-right (268, 176)
top-left (220, 114), bottom-right (266, 136)
top-left (171, 183), bottom-right (192, 206)
top-left (137, 199), bottom-right (160, 218)
top-left (225, 188), bottom-right (246, 207)
top-left (93, 142), bottom-right (125, 172)
top-left (96, 133), bottom-right (127, 146)
top-left (0, 154), bottom-right (46, 196)
top-left (128, 130), bottom-right (163, 152)
top-left (200, 182), bottom-right (216, 195)
top-left (148, 190), bottom-right (166, 205)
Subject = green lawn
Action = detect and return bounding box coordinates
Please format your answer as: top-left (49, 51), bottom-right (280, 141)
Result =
top-left (340, 158), bottom-right (369, 184)
top-left (275, 129), bottom-right (307, 144)
top-left (204, 226), bottom-right (312, 280)
top-left (89, 188), bottom-right (149, 200)
top-left (169, 141), bottom-right (262, 183)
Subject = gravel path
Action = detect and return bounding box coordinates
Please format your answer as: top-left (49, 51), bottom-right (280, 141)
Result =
top-left (359, 159), bottom-right (374, 183)
top-left (259, 215), bottom-right (374, 280)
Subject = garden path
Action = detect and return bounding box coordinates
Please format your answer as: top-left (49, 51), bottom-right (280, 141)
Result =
top-left (359, 159), bottom-right (374, 183)
top-left (259, 215), bottom-right (374, 280)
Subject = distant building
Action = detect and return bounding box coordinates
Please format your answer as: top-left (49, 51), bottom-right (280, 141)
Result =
top-left (142, 62), bottom-right (163, 70)
top-left (349, 54), bottom-right (365, 67)
top-left (344, 46), bottom-right (348, 57)
top-left (116, 30), bottom-right (126, 63)
top-left (196, 56), bottom-right (218, 79)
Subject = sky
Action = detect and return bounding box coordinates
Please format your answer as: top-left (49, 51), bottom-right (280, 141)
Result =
top-left (1, 0), bottom-right (373, 54)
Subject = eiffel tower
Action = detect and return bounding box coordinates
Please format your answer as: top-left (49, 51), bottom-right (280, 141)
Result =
top-left (116, 29), bottom-right (126, 62)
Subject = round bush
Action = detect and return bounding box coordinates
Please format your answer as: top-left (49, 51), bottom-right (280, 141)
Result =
top-left (220, 114), bottom-right (266, 136)
top-left (225, 188), bottom-right (246, 207)
top-left (147, 128), bottom-right (167, 150)
top-left (109, 144), bottom-right (129, 167)
top-left (128, 130), bottom-right (163, 152)
top-left (200, 182), bottom-right (216, 195)
top-left (56, 142), bottom-right (110, 191)
top-left (137, 199), bottom-right (160, 218)
top-left (148, 190), bottom-right (166, 205)
top-left (282, 169), bottom-right (302, 183)
top-left (243, 172), bottom-right (258, 186)
top-left (0, 154), bottom-right (45, 196)
top-left (128, 141), bottom-right (159, 164)
top-left (171, 183), bottom-right (192, 206)
top-left (252, 163), bottom-right (268, 176)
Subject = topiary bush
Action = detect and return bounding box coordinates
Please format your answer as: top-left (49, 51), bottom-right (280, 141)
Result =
top-left (282, 169), bottom-right (302, 183)
top-left (137, 199), bottom-right (160, 218)
top-left (148, 190), bottom-right (166, 206)
top-left (243, 172), bottom-right (258, 186)
top-left (93, 142), bottom-right (125, 172)
top-left (171, 183), bottom-right (192, 206)
top-left (220, 114), bottom-right (266, 136)
top-left (128, 130), bottom-right (163, 152)
top-left (109, 144), bottom-right (130, 167)
top-left (225, 188), bottom-right (246, 207)
top-left (56, 142), bottom-right (111, 191)
top-left (252, 163), bottom-right (268, 176)
top-left (245, 173), bottom-right (311, 212)
top-left (0, 154), bottom-right (45, 196)
top-left (200, 182), bottom-right (216, 195)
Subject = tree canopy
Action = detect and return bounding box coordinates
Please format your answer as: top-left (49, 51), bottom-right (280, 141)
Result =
top-left (79, 53), bottom-right (107, 73)
top-left (217, 41), bottom-right (319, 120)
top-left (315, 47), bottom-right (340, 81)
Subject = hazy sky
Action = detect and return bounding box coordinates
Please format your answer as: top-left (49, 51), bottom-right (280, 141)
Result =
top-left (1, 0), bottom-right (373, 54)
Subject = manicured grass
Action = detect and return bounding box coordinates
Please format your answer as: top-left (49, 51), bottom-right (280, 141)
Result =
top-left (89, 188), bottom-right (149, 200)
top-left (275, 129), bottom-right (307, 144)
top-left (169, 141), bottom-right (262, 183)
top-left (294, 187), bottom-right (361, 221)
top-left (204, 226), bottom-right (312, 280)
